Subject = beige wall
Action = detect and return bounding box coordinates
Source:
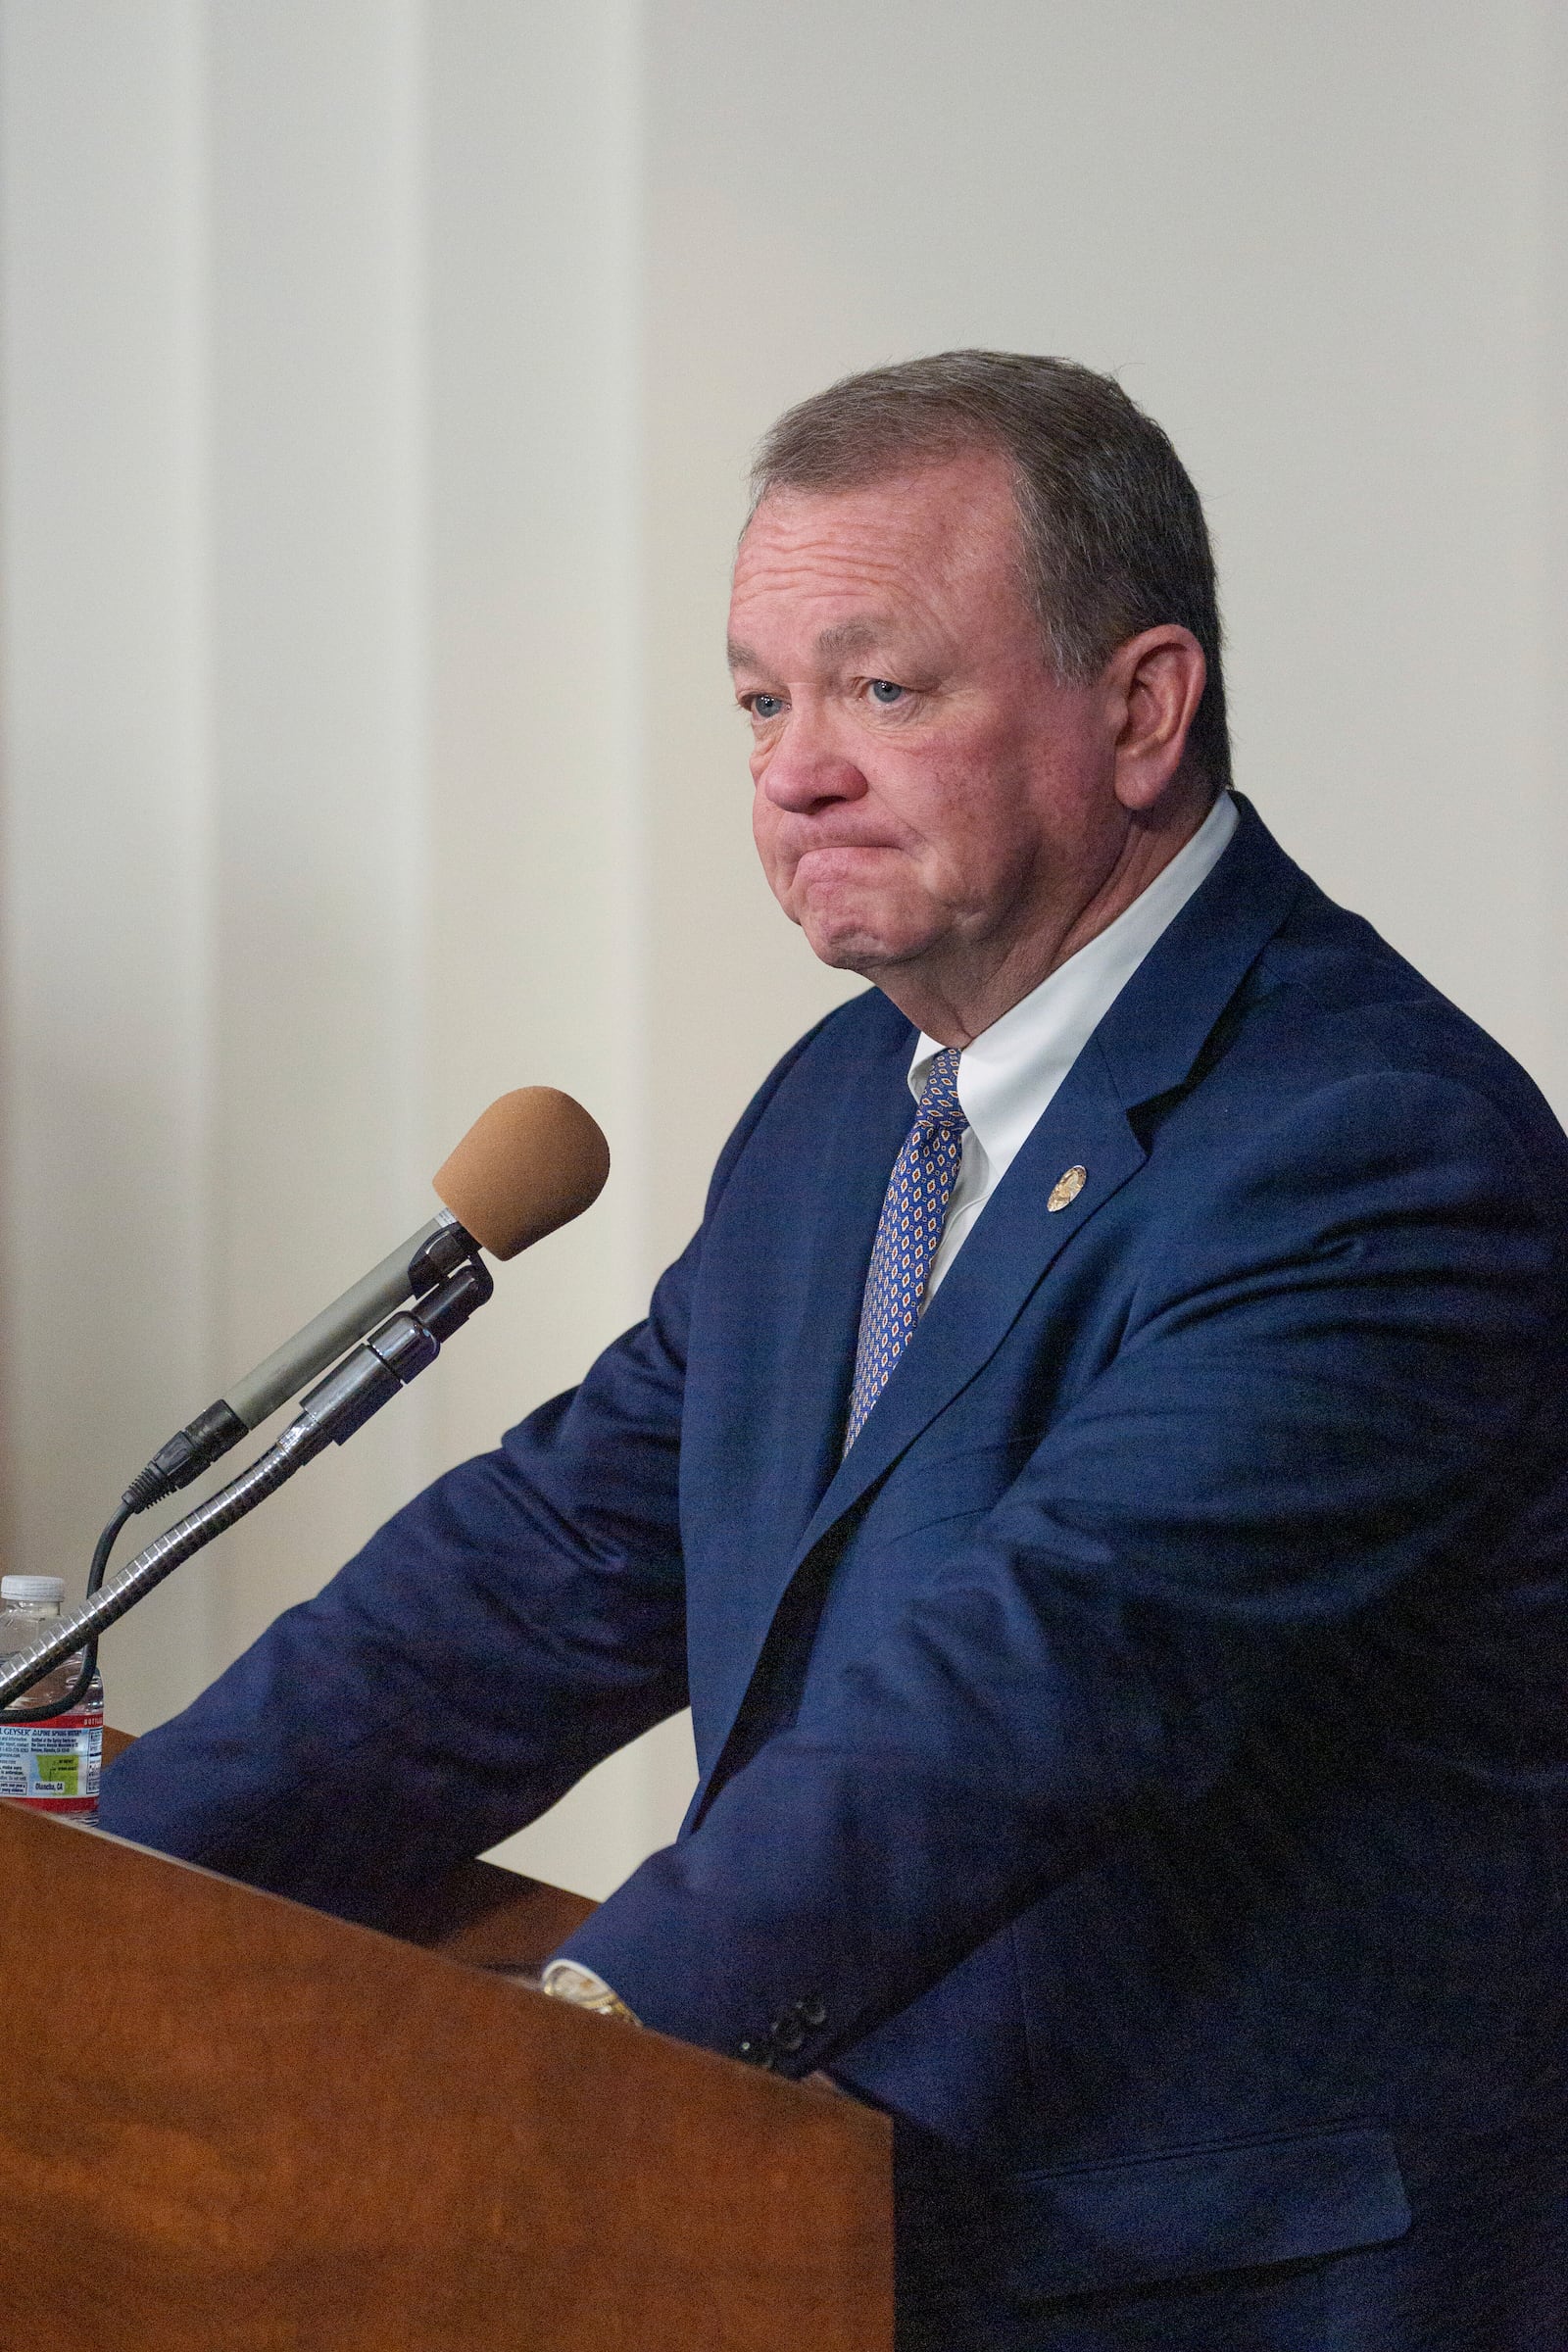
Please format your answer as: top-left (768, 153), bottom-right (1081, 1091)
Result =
top-left (2, 0), bottom-right (1563, 1895)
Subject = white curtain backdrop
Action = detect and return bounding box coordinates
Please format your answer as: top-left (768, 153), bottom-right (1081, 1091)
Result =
top-left (3, 0), bottom-right (1563, 1895)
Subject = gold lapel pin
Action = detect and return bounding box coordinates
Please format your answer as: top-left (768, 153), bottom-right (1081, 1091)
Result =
top-left (1048, 1164), bottom-right (1087, 1213)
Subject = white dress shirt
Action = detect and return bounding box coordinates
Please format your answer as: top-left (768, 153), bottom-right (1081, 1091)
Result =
top-left (912, 792), bottom-right (1239, 1301)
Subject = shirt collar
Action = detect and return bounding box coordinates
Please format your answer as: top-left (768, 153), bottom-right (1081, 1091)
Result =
top-left (906, 791), bottom-right (1240, 1182)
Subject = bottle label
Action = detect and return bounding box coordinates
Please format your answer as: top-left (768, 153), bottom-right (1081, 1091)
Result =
top-left (0, 1712), bottom-right (102, 1812)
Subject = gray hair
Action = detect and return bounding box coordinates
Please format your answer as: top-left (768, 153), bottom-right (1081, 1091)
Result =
top-left (750, 351), bottom-right (1230, 793)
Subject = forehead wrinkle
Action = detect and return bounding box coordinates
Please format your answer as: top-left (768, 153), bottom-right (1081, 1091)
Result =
top-left (730, 542), bottom-right (954, 629)
top-left (731, 527), bottom-right (1002, 647)
top-left (733, 542), bottom-right (937, 601)
top-left (741, 455), bottom-right (1019, 583)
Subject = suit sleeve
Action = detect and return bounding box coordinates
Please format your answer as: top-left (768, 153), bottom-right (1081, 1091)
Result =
top-left (93, 1249), bottom-right (693, 1926)
top-left (555, 1070), bottom-right (1568, 2071)
top-left (95, 1022), bottom-right (832, 1928)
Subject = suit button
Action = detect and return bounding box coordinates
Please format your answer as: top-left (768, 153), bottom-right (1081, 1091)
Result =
top-left (801, 1995), bottom-right (826, 2028)
top-left (770, 2015), bottom-right (807, 2053)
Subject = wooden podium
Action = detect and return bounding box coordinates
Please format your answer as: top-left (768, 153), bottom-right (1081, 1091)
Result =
top-left (0, 1745), bottom-right (892, 2350)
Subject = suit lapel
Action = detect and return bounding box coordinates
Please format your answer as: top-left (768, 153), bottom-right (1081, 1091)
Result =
top-left (789, 1032), bottom-right (1145, 1560)
top-left (787, 795), bottom-right (1305, 1569)
top-left (695, 799), bottom-right (1307, 1807)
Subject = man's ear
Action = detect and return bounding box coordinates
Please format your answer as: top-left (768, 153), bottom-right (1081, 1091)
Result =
top-left (1105, 626), bottom-right (1208, 812)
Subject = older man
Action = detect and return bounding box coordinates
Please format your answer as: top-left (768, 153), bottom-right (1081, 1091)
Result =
top-left (100, 354), bottom-right (1568, 2350)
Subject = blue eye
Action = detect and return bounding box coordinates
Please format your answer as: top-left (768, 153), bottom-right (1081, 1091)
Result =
top-left (868, 679), bottom-right (906, 705)
top-left (749, 693), bottom-right (785, 720)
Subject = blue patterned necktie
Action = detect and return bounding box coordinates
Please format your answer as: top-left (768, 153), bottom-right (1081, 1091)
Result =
top-left (844, 1047), bottom-right (968, 1451)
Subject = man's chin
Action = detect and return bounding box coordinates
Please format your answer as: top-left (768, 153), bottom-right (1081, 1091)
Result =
top-left (796, 915), bottom-right (932, 979)
top-left (777, 870), bottom-right (949, 976)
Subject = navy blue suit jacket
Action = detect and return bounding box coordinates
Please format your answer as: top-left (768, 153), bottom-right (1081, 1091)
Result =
top-left (100, 803), bottom-right (1568, 2348)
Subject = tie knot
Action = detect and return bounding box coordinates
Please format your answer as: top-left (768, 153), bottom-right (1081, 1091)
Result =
top-left (914, 1046), bottom-right (966, 1137)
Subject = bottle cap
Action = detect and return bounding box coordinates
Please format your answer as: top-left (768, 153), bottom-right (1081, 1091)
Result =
top-left (1, 1575), bottom-right (65, 1604)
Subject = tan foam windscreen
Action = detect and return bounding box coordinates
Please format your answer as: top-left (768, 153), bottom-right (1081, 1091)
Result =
top-left (432, 1088), bottom-right (610, 1259)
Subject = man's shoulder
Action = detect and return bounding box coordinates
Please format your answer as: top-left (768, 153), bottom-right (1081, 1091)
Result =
top-left (1249, 879), bottom-right (1559, 1137)
top-left (1161, 880), bottom-right (1568, 1254)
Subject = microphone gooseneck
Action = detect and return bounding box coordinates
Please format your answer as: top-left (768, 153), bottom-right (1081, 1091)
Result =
top-left (0, 1254), bottom-right (497, 1711)
top-left (0, 1087), bottom-right (610, 1712)
top-left (4, 1432), bottom-right (331, 1707)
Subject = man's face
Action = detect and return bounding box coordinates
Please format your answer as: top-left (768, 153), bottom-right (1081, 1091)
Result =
top-left (729, 448), bottom-right (1122, 1004)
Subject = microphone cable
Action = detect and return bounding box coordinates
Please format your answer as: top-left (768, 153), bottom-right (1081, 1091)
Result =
top-left (0, 1500), bottom-right (132, 1725)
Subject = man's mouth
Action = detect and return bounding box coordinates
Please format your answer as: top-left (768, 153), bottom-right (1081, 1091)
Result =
top-left (792, 840), bottom-right (902, 866)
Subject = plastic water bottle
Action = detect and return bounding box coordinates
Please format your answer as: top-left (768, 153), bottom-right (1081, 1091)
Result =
top-left (0, 1575), bottom-right (103, 1818)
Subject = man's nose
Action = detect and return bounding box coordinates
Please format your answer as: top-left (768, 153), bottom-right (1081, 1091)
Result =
top-left (757, 710), bottom-right (868, 813)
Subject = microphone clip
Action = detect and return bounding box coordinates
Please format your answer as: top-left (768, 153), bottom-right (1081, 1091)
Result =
top-left (294, 1253), bottom-right (495, 1451)
top-left (122, 1219), bottom-right (487, 1516)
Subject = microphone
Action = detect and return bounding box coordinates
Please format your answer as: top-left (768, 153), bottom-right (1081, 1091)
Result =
top-left (0, 1087), bottom-right (610, 1712)
top-left (124, 1088), bottom-right (611, 1511)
